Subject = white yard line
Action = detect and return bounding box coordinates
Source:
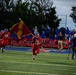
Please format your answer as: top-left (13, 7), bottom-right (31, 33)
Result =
top-left (0, 61), bottom-right (76, 68)
top-left (0, 70), bottom-right (58, 75)
top-left (73, 73), bottom-right (76, 74)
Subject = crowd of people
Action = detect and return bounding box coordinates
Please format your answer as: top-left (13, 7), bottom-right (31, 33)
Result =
top-left (31, 26), bottom-right (75, 40)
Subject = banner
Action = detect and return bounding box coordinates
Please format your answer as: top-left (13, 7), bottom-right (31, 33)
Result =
top-left (10, 20), bottom-right (32, 39)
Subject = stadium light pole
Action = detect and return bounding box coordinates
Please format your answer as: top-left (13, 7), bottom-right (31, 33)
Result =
top-left (57, 14), bottom-right (67, 28)
top-left (65, 15), bottom-right (67, 28)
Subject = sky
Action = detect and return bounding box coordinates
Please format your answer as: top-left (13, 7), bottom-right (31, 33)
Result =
top-left (52, 0), bottom-right (76, 30)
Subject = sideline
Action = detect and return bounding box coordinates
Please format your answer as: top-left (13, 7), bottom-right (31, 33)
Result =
top-left (5, 46), bottom-right (72, 54)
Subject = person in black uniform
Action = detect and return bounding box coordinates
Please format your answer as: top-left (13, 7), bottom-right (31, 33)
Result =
top-left (71, 33), bottom-right (76, 59)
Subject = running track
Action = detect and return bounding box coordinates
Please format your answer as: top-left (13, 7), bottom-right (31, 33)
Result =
top-left (4, 46), bottom-right (72, 54)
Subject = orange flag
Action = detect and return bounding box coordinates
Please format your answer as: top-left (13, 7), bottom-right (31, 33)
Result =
top-left (10, 20), bottom-right (32, 39)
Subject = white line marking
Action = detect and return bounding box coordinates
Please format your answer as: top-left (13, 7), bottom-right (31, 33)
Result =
top-left (0, 70), bottom-right (58, 75)
top-left (73, 73), bottom-right (76, 74)
top-left (0, 61), bottom-right (76, 68)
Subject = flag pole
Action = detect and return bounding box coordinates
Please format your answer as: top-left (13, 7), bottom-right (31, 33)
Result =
top-left (41, 46), bottom-right (49, 56)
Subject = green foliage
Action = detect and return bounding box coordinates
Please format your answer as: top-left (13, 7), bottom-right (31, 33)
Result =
top-left (0, 0), bottom-right (14, 29)
top-left (45, 7), bottom-right (61, 28)
top-left (70, 6), bottom-right (76, 23)
top-left (0, 0), bottom-right (61, 30)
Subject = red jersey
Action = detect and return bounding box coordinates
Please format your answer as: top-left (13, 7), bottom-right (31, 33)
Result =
top-left (1, 31), bottom-right (11, 46)
top-left (32, 36), bottom-right (42, 55)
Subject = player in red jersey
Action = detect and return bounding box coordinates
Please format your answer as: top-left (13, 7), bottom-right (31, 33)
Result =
top-left (0, 29), bottom-right (10, 53)
top-left (32, 33), bottom-right (42, 60)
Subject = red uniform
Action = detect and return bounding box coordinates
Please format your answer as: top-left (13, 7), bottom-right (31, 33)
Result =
top-left (0, 32), bottom-right (3, 47)
top-left (2, 31), bottom-right (10, 46)
top-left (0, 31), bottom-right (10, 53)
top-left (32, 35), bottom-right (42, 60)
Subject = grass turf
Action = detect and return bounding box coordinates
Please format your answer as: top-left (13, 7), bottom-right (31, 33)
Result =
top-left (0, 49), bottom-right (76, 75)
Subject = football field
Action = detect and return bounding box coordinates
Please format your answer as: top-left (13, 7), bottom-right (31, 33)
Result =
top-left (0, 47), bottom-right (76, 75)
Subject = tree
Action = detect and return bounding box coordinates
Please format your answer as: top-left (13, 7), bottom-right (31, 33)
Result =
top-left (0, 0), bottom-right (61, 30)
top-left (0, 0), bottom-right (14, 29)
top-left (70, 6), bottom-right (76, 23)
top-left (45, 7), bottom-right (61, 28)
top-left (28, 0), bottom-right (61, 28)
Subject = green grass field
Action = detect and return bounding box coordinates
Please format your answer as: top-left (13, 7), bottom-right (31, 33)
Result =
top-left (0, 49), bottom-right (76, 75)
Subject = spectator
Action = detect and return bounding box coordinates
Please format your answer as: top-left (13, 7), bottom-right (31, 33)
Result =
top-left (58, 32), bottom-right (63, 50)
top-left (71, 33), bottom-right (76, 59)
top-left (41, 31), bottom-right (45, 38)
top-left (71, 29), bottom-right (76, 36)
top-left (55, 28), bottom-right (60, 35)
top-left (65, 27), bottom-right (69, 35)
top-left (65, 31), bottom-right (71, 40)
top-left (34, 26), bottom-right (39, 35)
top-left (49, 33), bottom-right (54, 40)
top-left (50, 28), bottom-right (55, 40)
